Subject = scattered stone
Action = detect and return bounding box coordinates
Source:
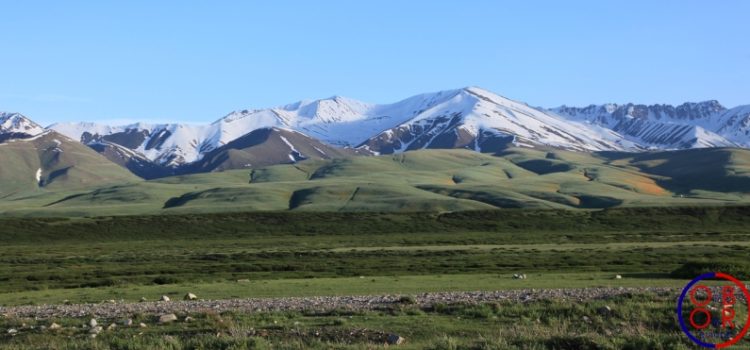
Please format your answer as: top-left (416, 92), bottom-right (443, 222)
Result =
top-left (184, 293), bottom-right (197, 301)
top-left (89, 326), bottom-right (103, 334)
top-left (140, 297), bottom-right (148, 302)
top-left (597, 306), bottom-right (612, 316)
top-left (184, 316), bottom-right (194, 322)
top-left (107, 323), bottom-right (117, 331)
top-left (386, 334), bottom-right (405, 345)
top-left (0, 287), bottom-right (681, 321)
top-left (7, 328), bottom-right (18, 336)
top-left (582, 315), bottom-right (591, 323)
top-left (615, 275), bottom-right (622, 279)
top-left (49, 323), bottom-right (62, 330)
top-left (90, 334), bottom-right (98, 339)
top-left (62, 300), bottom-right (72, 305)
top-left (139, 322), bottom-right (148, 328)
top-left (89, 318), bottom-right (98, 328)
top-left (107, 299), bottom-right (116, 304)
top-left (123, 319), bottom-right (133, 326)
top-left (160, 295), bottom-right (171, 302)
top-left (158, 314), bottom-right (178, 324)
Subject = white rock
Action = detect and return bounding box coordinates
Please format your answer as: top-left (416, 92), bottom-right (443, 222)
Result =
top-left (89, 318), bottom-right (98, 327)
top-left (158, 314), bottom-right (178, 324)
top-left (160, 295), bottom-right (171, 302)
top-left (49, 323), bottom-right (62, 330)
top-left (184, 293), bottom-right (197, 301)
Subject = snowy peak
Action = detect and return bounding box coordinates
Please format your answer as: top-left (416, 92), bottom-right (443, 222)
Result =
top-left (551, 100), bottom-right (744, 149)
top-left (0, 112), bottom-right (45, 139)
top-left (19, 88), bottom-right (750, 180)
top-left (357, 87), bottom-right (632, 154)
top-left (50, 122), bottom-right (212, 167)
top-left (292, 95), bottom-right (374, 123)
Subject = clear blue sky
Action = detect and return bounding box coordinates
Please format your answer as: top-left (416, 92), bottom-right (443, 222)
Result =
top-left (2, 1), bottom-right (748, 125)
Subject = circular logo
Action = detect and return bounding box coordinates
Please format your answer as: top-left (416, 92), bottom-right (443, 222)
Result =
top-left (677, 272), bottom-right (750, 348)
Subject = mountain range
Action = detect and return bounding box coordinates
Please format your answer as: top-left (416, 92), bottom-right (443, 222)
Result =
top-left (3, 87), bottom-right (750, 180)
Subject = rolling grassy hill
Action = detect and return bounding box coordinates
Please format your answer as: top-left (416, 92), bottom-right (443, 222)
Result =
top-left (1, 147), bottom-right (750, 216)
top-left (0, 132), bottom-right (140, 200)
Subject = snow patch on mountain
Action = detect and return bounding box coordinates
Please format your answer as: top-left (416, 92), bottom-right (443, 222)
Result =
top-left (0, 112), bottom-right (45, 137)
top-left (551, 101), bottom-right (744, 149)
top-left (39, 88), bottom-right (750, 170)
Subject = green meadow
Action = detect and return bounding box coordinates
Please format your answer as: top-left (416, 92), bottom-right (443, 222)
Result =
top-left (2, 148), bottom-right (750, 348)
top-left (1, 207), bottom-right (749, 348)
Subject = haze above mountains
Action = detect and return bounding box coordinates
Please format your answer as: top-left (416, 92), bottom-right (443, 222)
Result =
top-left (2, 86), bottom-right (750, 181)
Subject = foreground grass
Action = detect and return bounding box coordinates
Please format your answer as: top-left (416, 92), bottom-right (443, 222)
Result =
top-left (1, 208), bottom-right (749, 295)
top-left (1, 208), bottom-right (749, 348)
top-left (0, 292), bottom-right (711, 349)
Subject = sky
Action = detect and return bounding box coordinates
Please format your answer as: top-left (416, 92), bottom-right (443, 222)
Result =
top-left (1, 1), bottom-right (748, 126)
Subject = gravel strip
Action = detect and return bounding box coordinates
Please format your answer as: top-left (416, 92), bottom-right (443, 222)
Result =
top-left (0, 287), bottom-right (679, 319)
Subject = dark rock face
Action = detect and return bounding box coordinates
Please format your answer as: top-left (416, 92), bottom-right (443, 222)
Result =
top-left (0, 132), bottom-right (34, 143)
top-left (88, 142), bottom-right (174, 179)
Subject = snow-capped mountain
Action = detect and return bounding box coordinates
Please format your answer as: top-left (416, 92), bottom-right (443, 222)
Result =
top-left (50, 122), bottom-right (214, 167)
top-left (0, 113), bottom-right (46, 142)
top-left (551, 102), bottom-right (750, 149)
top-left (49, 87), bottom-right (635, 170)
top-left (357, 87), bottom-right (635, 154)
top-left (21, 86), bottom-right (749, 179)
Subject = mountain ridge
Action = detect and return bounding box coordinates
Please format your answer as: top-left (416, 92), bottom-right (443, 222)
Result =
top-left (3, 87), bottom-right (749, 179)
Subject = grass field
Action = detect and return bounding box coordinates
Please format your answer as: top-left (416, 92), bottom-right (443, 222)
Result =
top-left (0, 207), bottom-right (749, 348)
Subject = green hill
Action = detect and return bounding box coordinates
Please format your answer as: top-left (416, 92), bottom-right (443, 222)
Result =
top-left (2, 147), bottom-right (750, 216)
top-left (0, 132), bottom-right (140, 200)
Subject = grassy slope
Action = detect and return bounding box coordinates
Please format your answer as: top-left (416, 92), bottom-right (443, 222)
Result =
top-left (0, 132), bottom-right (140, 200)
top-left (2, 147), bottom-right (750, 216)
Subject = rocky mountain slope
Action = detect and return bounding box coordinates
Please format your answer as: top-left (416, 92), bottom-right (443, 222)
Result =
top-left (552, 102), bottom-right (750, 149)
top-left (1, 87), bottom-right (744, 180)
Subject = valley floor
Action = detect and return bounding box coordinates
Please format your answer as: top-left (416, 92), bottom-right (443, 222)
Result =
top-left (0, 207), bottom-right (749, 348)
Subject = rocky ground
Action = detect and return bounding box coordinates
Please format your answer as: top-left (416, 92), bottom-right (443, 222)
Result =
top-left (0, 287), bottom-right (679, 319)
